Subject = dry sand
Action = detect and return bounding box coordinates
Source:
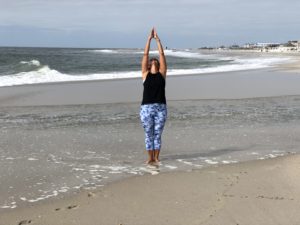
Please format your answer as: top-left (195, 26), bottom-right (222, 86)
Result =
top-left (1, 153), bottom-right (300, 225)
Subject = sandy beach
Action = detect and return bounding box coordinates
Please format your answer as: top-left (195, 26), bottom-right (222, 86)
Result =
top-left (1, 59), bottom-right (300, 224)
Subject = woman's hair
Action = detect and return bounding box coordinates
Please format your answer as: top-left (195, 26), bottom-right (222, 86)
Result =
top-left (148, 57), bottom-right (160, 70)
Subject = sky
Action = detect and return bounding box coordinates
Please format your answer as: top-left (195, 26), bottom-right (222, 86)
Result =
top-left (1, 0), bottom-right (300, 48)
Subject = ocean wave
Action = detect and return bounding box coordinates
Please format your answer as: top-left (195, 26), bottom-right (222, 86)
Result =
top-left (19, 60), bottom-right (41, 67)
top-left (87, 49), bottom-right (290, 64)
top-left (91, 48), bottom-right (217, 59)
top-left (163, 50), bottom-right (215, 59)
top-left (0, 66), bottom-right (140, 87)
top-left (135, 49), bottom-right (217, 59)
top-left (90, 48), bottom-right (236, 62)
top-left (0, 57), bottom-right (289, 87)
top-left (89, 49), bottom-right (119, 53)
top-left (159, 57), bottom-right (288, 75)
top-left (234, 57), bottom-right (290, 65)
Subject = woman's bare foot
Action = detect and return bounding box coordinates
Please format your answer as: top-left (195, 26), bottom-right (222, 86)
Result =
top-left (152, 159), bottom-right (161, 166)
top-left (145, 159), bottom-right (154, 165)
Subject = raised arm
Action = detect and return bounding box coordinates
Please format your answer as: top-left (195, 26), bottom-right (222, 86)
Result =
top-left (154, 29), bottom-right (167, 77)
top-left (141, 29), bottom-right (154, 80)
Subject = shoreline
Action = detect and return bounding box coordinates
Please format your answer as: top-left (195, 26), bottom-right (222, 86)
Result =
top-left (1, 153), bottom-right (299, 225)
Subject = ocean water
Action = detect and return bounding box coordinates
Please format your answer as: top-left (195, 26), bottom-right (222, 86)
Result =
top-left (0, 47), bottom-right (290, 87)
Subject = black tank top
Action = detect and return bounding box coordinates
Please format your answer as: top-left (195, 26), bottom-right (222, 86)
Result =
top-left (141, 72), bottom-right (166, 105)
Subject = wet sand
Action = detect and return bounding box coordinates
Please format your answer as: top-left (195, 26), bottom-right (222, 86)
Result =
top-left (1, 153), bottom-right (300, 225)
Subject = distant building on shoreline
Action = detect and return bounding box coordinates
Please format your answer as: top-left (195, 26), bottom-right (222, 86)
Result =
top-left (203, 40), bottom-right (300, 52)
top-left (255, 42), bottom-right (281, 48)
top-left (262, 40), bottom-right (299, 52)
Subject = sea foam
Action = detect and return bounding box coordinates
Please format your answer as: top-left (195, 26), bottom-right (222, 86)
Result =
top-left (20, 60), bottom-right (41, 67)
top-left (91, 49), bottom-right (118, 53)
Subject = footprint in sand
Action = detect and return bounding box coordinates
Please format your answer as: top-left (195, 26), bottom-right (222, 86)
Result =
top-left (257, 195), bottom-right (285, 200)
top-left (67, 204), bottom-right (78, 209)
top-left (18, 220), bottom-right (32, 225)
top-left (88, 192), bottom-right (96, 197)
top-left (54, 204), bottom-right (78, 212)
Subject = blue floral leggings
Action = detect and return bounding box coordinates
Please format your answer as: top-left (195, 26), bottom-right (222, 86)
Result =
top-left (140, 103), bottom-right (167, 151)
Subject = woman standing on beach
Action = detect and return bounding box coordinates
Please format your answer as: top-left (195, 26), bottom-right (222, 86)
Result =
top-left (140, 28), bottom-right (167, 164)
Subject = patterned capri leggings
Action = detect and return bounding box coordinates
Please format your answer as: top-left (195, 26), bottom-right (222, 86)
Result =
top-left (140, 103), bottom-right (167, 151)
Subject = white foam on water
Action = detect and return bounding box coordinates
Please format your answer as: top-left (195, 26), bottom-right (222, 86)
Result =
top-left (93, 156), bottom-right (110, 160)
top-left (222, 160), bottom-right (238, 164)
top-left (258, 153), bottom-right (284, 160)
top-left (26, 190), bottom-right (59, 203)
top-left (128, 171), bottom-right (138, 174)
top-left (182, 161), bottom-right (194, 165)
top-left (177, 159), bottom-right (203, 167)
top-left (0, 66), bottom-right (143, 87)
top-left (272, 150), bottom-right (284, 153)
top-left (130, 49), bottom-right (216, 59)
top-left (249, 152), bottom-right (259, 155)
top-left (86, 151), bottom-right (96, 154)
top-left (90, 49), bottom-right (118, 53)
top-left (27, 157), bottom-right (38, 161)
top-left (5, 157), bottom-right (15, 160)
top-left (205, 159), bottom-right (219, 165)
top-left (164, 165), bottom-right (178, 170)
top-left (89, 165), bottom-right (101, 169)
top-left (72, 168), bottom-right (85, 171)
top-left (109, 171), bottom-right (122, 174)
top-left (84, 186), bottom-right (97, 190)
top-left (139, 166), bottom-right (160, 175)
top-left (105, 166), bottom-right (127, 171)
top-left (235, 57), bottom-right (289, 66)
top-left (268, 154), bottom-right (276, 158)
top-left (20, 59), bottom-right (41, 67)
top-left (150, 49), bottom-right (215, 59)
top-left (0, 202), bottom-right (17, 209)
top-left (167, 57), bottom-right (289, 76)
